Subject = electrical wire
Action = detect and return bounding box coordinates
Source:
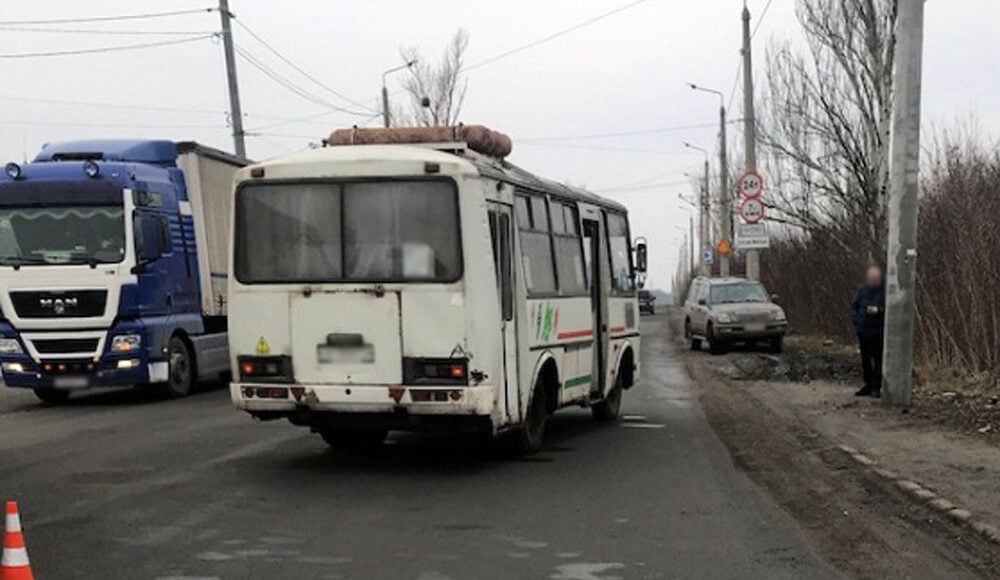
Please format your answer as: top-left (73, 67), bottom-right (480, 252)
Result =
top-left (752, 0), bottom-right (776, 39)
top-left (0, 34), bottom-right (215, 59)
top-left (230, 18), bottom-right (375, 113)
top-left (0, 8), bottom-right (214, 26)
top-left (0, 117), bottom-right (223, 129)
top-left (520, 121), bottom-right (734, 143)
top-left (596, 178), bottom-right (692, 193)
top-left (0, 25), bottom-right (215, 36)
top-left (464, 0), bottom-right (652, 71)
top-left (233, 43), bottom-right (371, 117)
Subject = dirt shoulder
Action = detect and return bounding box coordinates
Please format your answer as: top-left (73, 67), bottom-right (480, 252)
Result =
top-left (671, 310), bottom-right (1000, 577)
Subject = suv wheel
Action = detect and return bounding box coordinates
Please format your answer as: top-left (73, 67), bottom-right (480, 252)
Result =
top-left (707, 323), bottom-right (728, 355)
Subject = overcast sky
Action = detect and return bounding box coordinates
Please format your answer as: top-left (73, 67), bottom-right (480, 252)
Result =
top-left (1, 0), bottom-right (997, 291)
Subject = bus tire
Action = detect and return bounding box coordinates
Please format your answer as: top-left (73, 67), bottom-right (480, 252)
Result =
top-left (592, 372), bottom-right (623, 422)
top-left (159, 335), bottom-right (194, 399)
top-left (34, 389), bottom-right (70, 405)
top-left (509, 378), bottom-right (548, 455)
top-left (319, 428), bottom-right (388, 452)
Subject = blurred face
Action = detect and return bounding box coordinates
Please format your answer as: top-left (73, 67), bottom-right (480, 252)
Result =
top-left (865, 266), bottom-right (883, 287)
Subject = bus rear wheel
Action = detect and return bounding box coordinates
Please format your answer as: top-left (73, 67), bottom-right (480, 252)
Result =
top-left (507, 379), bottom-right (548, 455)
top-left (592, 373), bottom-right (623, 422)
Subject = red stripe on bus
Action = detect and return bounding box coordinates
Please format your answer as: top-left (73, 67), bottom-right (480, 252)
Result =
top-left (610, 326), bottom-right (627, 333)
top-left (557, 329), bottom-right (594, 340)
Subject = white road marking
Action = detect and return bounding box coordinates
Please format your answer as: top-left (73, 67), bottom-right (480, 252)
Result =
top-left (620, 423), bottom-right (666, 429)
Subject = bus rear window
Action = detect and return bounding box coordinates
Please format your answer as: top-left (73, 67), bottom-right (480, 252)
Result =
top-left (236, 180), bottom-right (461, 283)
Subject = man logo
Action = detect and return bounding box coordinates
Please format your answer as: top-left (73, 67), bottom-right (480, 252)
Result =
top-left (39, 297), bottom-right (78, 315)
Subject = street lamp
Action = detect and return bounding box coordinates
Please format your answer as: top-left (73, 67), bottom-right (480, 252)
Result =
top-left (688, 82), bottom-right (731, 276)
top-left (382, 59), bottom-right (418, 128)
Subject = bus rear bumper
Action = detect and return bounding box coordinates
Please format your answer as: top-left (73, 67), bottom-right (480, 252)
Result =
top-left (231, 382), bottom-right (495, 417)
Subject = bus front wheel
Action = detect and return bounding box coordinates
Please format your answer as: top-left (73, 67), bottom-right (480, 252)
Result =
top-left (508, 379), bottom-right (548, 455)
top-left (592, 373), bottom-right (623, 422)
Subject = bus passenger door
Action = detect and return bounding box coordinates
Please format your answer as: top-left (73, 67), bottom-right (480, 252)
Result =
top-left (583, 219), bottom-right (607, 397)
top-left (489, 207), bottom-right (519, 423)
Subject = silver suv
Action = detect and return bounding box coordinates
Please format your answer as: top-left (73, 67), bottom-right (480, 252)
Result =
top-left (683, 277), bottom-right (788, 354)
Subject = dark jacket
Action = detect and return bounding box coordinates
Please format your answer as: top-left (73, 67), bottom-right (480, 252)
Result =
top-left (851, 284), bottom-right (885, 336)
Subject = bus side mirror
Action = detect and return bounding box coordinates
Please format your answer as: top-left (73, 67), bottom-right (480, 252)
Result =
top-left (634, 239), bottom-right (648, 273)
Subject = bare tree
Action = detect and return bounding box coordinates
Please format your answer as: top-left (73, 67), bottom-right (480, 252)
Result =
top-left (398, 29), bottom-right (469, 127)
top-left (760, 0), bottom-right (898, 252)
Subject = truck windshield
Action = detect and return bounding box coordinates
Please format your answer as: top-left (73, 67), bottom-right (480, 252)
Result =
top-left (235, 180), bottom-right (461, 283)
top-left (0, 205), bottom-right (126, 266)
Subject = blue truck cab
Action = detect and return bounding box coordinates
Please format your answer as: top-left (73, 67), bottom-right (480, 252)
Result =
top-left (0, 140), bottom-right (246, 403)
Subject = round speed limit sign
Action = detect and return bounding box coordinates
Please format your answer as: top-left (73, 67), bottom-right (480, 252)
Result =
top-left (739, 198), bottom-right (766, 224)
top-left (738, 171), bottom-right (764, 199)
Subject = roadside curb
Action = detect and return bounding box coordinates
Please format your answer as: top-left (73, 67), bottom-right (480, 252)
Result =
top-left (837, 444), bottom-right (1000, 546)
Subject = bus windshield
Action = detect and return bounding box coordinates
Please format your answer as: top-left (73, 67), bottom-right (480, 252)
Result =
top-left (236, 180), bottom-right (461, 283)
top-left (0, 205), bottom-right (126, 266)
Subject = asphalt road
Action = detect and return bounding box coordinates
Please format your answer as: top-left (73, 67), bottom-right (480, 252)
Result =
top-left (0, 314), bottom-right (841, 580)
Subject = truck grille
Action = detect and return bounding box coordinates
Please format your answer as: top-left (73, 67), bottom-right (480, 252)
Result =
top-left (9, 290), bottom-right (107, 318)
top-left (31, 338), bottom-right (100, 355)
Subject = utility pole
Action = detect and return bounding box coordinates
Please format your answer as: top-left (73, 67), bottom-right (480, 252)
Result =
top-left (690, 213), bottom-right (696, 277)
top-left (741, 4), bottom-right (761, 280)
top-left (882, 0), bottom-right (926, 408)
top-left (217, 0), bottom-right (246, 159)
top-left (701, 158), bottom-right (711, 276)
top-left (382, 84), bottom-right (391, 128)
top-left (718, 103), bottom-right (730, 277)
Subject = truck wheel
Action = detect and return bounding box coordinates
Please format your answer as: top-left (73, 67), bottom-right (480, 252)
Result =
top-left (592, 373), bottom-right (623, 423)
top-left (319, 428), bottom-right (388, 452)
top-left (34, 389), bottom-right (70, 405)
top-left (707, 324), bottom-right (728, 355)
top-left (507, 379), bottom-right (548, 455)
top-left (160, 336), bottom-right (194, 399)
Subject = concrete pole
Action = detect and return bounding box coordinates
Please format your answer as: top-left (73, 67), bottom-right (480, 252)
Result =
top-left (689, 214), bottom-right (696, 277)
top-left (701, 159), bottom-right (711, 276)
top-left (218, 0), bottom-right (246, 159)
top-left (742, 5), bottom-right (761, 280)
top-left (882, 0), bottom-right (926, 408)
top-left (719, 105), bottom-right (730, 277)
top-left (382, 84), bottom-right (391, 128)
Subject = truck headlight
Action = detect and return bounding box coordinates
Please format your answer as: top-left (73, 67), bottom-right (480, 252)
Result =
top-left (0, 338), bottom-right (23, 354)
top-left (110, 334), bottom-right (141, 353)
top-left (715, 313), bottom-right (735, 324)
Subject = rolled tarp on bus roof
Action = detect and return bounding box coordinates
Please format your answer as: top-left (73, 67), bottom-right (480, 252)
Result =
top-left (326, 125), bottom-right (513, 159)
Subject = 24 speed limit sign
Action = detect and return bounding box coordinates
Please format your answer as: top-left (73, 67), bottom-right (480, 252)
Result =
top-left (737, 170), bottom-right (764, 199)
top-left (738, 198), bottom-right (766, 224)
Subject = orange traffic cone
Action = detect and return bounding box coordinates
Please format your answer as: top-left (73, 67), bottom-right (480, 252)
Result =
top-left (2, 502), bottom-right (34, 580)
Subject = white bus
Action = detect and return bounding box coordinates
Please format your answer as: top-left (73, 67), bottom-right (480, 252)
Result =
top-left (228, 126), bottom-right (645, 454)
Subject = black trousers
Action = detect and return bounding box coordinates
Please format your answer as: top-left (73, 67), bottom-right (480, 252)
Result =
top-left (858, 333), bottom-right (884, 391)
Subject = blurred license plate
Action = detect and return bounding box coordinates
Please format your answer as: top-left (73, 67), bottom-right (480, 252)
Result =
top-left (746, 324), bottom-right (766, 332)
top-left (317, 345), bottom-right (374, 364)
top-left (53, 376), bottom-right (89, 389)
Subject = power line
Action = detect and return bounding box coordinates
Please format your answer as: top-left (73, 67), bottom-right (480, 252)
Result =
top-left (597, 178), bottom-right (692, 193)
top-left (0, 8), bottom-right (214, 26)
top-left (465, 0), bottom-right (652, 71)
top-left (517, 142), bottom-right (684, 155)
top-left (0, 25), bottom-right (214, 36)
top-left (230, 18), bottom-right (375, 113)
top-left (752, 0), bottom-right (776, 39)
top-left (0, 34), bottom-right (215, 59)
top-left (0, 93), bottom-right (305, 122)
top-left (0, 117), bottom-right (223, 129)
top-left (521, 121), bottom-right (732, 142)
top-left (233, 43), bottom-right (371, 117)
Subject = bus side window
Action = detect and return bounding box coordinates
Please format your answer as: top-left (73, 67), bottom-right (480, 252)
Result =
top-left (499, 214), bottom-right (513, 320)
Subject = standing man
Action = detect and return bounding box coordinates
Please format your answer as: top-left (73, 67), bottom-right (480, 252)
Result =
top-left (851, 264), bottom-right (886, 397)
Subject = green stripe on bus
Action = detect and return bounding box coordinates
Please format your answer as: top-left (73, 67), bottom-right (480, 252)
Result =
top-left (563, 374), bottom-right (592, 389)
